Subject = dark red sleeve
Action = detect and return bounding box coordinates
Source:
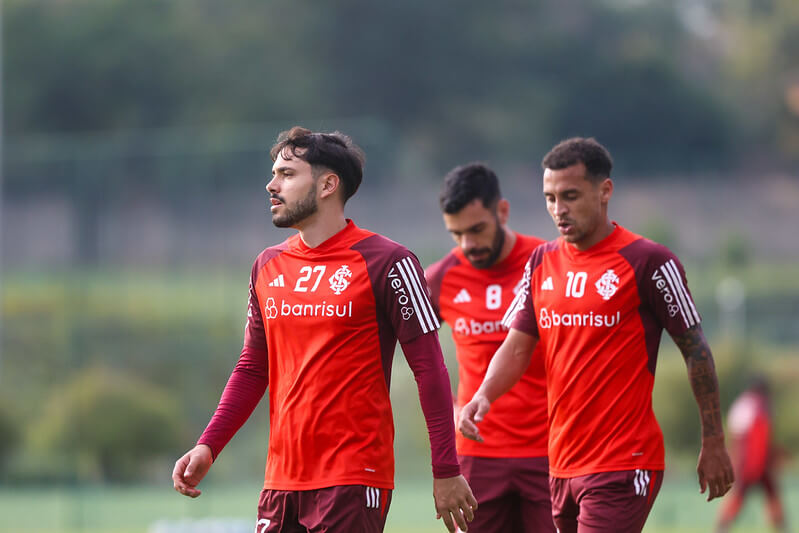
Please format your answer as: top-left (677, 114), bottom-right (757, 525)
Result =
top-left (400, 332), bottom-right (461, 479)
top-left (620, 239), bottom-right (702, 337)
top-left (505, 254), bottom-right (538, 336)
top-left (243, 262), bottom-right (267, 351)
top-left (197, 345), bottom-right (268, 459)
top-left (388, 252), bottom-right (441, 342)
top-left (197, 260), bottom-right (269, 458)
top-left (424, 252), bottom-right (459, 321)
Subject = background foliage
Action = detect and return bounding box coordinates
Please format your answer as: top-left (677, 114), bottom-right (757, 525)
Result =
top-left (6, 0), bottom-right (799, 183)
top-left (2, 0), bottom-right (798, 531)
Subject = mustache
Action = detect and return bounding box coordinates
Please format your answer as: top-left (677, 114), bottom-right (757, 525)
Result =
top-left (270, 193), bottom-right (286, 203)
top-left (465, 247), bottom-right (491, 257)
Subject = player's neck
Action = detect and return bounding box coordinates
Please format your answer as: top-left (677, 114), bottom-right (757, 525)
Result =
top-left (571, 219), bottom-right (615, 252)
top-left (296, 209), bottom-right (348, 249)
top-left (495, 227), bottom-right (517, 265)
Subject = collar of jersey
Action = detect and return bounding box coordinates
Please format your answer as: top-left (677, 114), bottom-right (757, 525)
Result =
top-left (290, 219), bottom-right (359, 255)
top-left (561, 222), bottom-right (624, 260)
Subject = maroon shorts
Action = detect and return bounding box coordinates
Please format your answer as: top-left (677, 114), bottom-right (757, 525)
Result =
top-left (549, 469), bottom-right (663, 533)
top-left (458, 455), bottom-right (555, 533)
top-left (256, 485), bottom-right (392, 533)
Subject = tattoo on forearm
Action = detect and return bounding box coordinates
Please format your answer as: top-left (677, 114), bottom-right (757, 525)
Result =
top-left (673, 325), bottom-right (724, 439)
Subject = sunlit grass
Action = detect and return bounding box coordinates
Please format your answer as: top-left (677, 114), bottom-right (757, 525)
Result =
top-left (0, 478), bottom-right (795, 533)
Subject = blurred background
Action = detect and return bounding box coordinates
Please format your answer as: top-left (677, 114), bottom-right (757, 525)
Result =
top-left (1, 0), bottom-right (798, 531)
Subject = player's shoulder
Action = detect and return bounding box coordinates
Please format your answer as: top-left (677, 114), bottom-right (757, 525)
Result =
top-left (425, 249), bottom-right (461, 284)
top-left (529, 238), bottom-right (561, 265)
top-left (516, 232), bottom-right (548, 253)
top-left (253, 238), bottom-right (292, 267)
top-left (347, 229), bottom-right (427, 282)
top-left (349, 228), bottom-right (411, 258)
top-left (617, 229), bottom-right (681, 268)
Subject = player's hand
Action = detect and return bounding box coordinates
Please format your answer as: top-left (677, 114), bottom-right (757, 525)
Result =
top-left (172, 444), bottom-right (213, 498)
top-left (697, 435), bottom-right (734, 501)
top-left (458, 394), bottom-right (490, 442)
top-left (433, 474), bottom-right (478, 532)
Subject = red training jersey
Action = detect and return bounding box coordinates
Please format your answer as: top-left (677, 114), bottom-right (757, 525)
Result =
top-left (505, 224), bottom-right (700, 478)
top-left (198, 221), bottom-right (459, 490)
top-left (426, 233), bottom-right (549, 458)
top-left (727, 391), bottom-right (772, 482)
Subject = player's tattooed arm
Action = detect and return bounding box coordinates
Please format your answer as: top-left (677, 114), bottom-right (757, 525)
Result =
top-left (672, 324), bottom-right (724, 438)
top-left (671, 324), bottom-right (734, 501)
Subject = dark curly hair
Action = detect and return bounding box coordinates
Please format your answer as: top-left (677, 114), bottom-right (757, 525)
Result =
top-left (270, 126), bottom-right (365, 203)
top-left (541, 137), bottom-right (613, 183)
top-left (439, 162), bottom-right (501, 214)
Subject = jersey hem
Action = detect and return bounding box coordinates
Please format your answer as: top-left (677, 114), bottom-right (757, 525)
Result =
top-left (549, 462), bottom-right (665, 479)
top-left (456, 447), bottom-right (549, 458)
top-left (263, 477), bottom-right (394, 491)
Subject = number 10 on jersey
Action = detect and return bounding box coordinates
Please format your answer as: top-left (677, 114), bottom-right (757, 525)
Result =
top-left (565, 271), bottom-right (587, 298)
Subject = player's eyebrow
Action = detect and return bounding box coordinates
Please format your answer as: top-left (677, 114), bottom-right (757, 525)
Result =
top-left (450, 222), bottom-right (486, 235)
top-left (544, 188), bottom-right (579, 197)
top-left (272, 166), bottom-right (294, 176)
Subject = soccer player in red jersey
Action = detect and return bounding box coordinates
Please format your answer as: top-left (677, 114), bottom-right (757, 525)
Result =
top-left (425, 163), bottom-right (554, 533)
top-left (459, 138), bottom-right (735, 532)
top-left (716, 376), bottom-right (788, 533)
top-left (172, 127), bottom-right (477, 533)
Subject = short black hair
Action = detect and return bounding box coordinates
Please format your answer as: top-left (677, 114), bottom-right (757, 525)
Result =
top-left (439, 162), bottom-right (501, 214)
top-left (748, 374), bottom-right (770, 396)
top-left (542, 137), bottom-right (613, 182)
top-left (270, 126), bottom-right (365, 203)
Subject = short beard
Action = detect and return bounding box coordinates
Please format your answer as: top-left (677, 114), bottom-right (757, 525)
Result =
top-left (468, 217), bottom-right (506, 269)
top-left (271, 186), bottom-right (318, 228)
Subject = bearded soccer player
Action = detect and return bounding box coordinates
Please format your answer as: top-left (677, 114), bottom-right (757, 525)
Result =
top-left (425, 163), bottom-right (554, 533)
top-left (172, 127), bottom-right (476, 533)
top-left (459, 138), bottom-right (734, 532)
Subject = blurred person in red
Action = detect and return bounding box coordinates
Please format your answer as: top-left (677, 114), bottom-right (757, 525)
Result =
top-left (172, 126), bottom-right (476, 533)
top-left (426, 163), bottom-right (554, 532)
top-left (716, 376), bottom-right (789, 533)
top-left (459, 137), bottom-right (734, 532)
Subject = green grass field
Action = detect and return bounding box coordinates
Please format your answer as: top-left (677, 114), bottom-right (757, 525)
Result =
top-left (1, 477), bottom-right (795, 533)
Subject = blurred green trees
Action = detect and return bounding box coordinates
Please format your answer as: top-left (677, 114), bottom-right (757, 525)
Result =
top-left (717, 0), bottom-right (799, 162)
top-left (6, 0), bottom-right (794, 180)
top-left (0, 403), bottom-right (20, 476)
top-left (27, 367), bottom-right (182, 482)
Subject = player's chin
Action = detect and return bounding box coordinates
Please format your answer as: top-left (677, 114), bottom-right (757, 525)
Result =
top-left (466, 256), bottom-right (491, 269)
top-left (271, 215), bottom-right (293, 228)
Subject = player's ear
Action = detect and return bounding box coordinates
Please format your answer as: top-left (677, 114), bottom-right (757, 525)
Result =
top-left (319, 172), bottom-right (341, 200)
top-left (496, 198), bottom-right (510, 225)
top-left (599, 178), bottom-right (613, 203)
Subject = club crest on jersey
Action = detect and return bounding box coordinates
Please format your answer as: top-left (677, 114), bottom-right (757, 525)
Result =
top-left (329, 265), bottom-right (352, 295)
top-left (595, 269), bottom-right (620, 300)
